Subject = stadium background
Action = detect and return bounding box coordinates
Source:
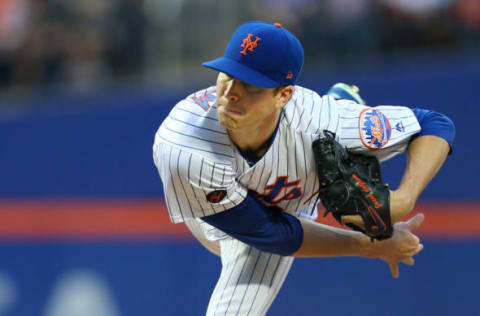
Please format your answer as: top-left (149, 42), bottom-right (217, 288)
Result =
top-left (0, 1), bottom-right (479, 315)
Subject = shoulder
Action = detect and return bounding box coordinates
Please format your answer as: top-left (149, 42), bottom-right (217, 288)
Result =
top-left (281, 86), bottom-right (337, 134)
top-left (153, 86), bottom-right (235, 165)
top-left (153, 142), bottom-right (234, 176)
top-left (170, 86), bottom-right (219, 121)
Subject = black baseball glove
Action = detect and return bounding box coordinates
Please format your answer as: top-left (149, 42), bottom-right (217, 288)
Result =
top-left (312, 131), bottom-right (393, 241)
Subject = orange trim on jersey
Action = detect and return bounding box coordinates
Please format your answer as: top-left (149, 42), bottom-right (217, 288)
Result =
top-left (0, 200), bottom-right (478, 241)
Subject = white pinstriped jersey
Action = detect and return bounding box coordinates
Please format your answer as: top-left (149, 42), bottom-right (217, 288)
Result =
top-left (153, 86), bottom-right (421, 239)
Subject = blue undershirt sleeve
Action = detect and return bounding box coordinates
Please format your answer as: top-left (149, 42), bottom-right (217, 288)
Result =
top-left (411, 108), bottom-right (455, 153)
top-left (201, 191), bottom-right (304, 256)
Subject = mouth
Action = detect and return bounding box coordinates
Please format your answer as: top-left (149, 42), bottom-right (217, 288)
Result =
top-left (218, 105), bottom-right (242, 116)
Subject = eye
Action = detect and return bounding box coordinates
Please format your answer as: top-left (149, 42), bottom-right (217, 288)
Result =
top-left (242, 82), bottom-right (262, 93)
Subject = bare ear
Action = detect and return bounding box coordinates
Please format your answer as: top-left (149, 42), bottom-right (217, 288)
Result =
top-left (275, 86), bottom-right (294, 109)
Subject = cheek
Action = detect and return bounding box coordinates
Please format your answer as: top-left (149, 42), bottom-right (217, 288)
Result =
top-left (216, 80), bottom-right (226, 96)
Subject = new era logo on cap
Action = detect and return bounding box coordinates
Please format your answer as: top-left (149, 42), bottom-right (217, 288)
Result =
top-left (202, 21), bottom-right (304, 88)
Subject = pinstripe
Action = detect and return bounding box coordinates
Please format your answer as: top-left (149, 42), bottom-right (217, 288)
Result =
top-left (294, 100), bottom-right (306, 130)
top-left (282, 127), bottom-right (293, 211)
top-left (259, 257), bottom-right (293, 316)
top-left (281, 105), bottom-right (292, 127)
top-left (234, 155), bottom-right (240, 174)
top-left (326, 96), bottom-right (333, 131)
top-left (266, 256), bottom-right (283, 288)
top-left (162, 178), bottom-right (175, 221)
top-left (245, 165), bottom-right (256, 188)
top-left (158, 134), bottom-right (235, 159)
top-left (175, 149), bottom-right (196, 218)
top-left (199, 159), bottom-right (217, 215)
top-left (187, 153), bottom-right (206, 215)
top-left (212, 241), bottom-right (245, 316)
top-left (289, 97), bottom-right (298, 127)
top-left (224, 246), bottom-right (254, 314)
top-left (304, 94), bottom-right (316, 133)
top-left (218, 165), bottom-right (229, 212)
top-left (174, 106), bottom-right (219, 121)
top-left (209, 162), bottom-right (216, 188)
top-left (234, 249), bottom-right (262, 316)
top-left (246, 253), bottom-right (273, 315)
top-left (295, 131), bottom-right (308, 213)
top-left (233, 187), bottom-right (247, 200)
top-left (255, 157), bottom-right (267, 192)
top-left (164, 123), bottom-right (231, 146)
top-left (211, 240), bottom-right (240, 315)
top-left (309, 135), bottom-right (320, 216)
top-left (275, 128), bottom-right (281, 185)
top-left (167, 146), bottom-right (185, 222)
top-left (198, 158), bottom-right (204, 188)
top-left (258, 143), bottom-right (274, 193)
top-left (167, 115), bottom-right (227, 134)
top-left (334, 114), bottom-right (340, 134)
top-left (221, 165), bottom-right (226, 185)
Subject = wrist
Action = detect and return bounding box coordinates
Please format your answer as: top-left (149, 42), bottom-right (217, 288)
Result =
top-left (354, 232), bottom-right (377, 258)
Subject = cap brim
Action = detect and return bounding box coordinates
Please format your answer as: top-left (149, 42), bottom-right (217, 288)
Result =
top-left (202, 57), bottom-right (279, 88)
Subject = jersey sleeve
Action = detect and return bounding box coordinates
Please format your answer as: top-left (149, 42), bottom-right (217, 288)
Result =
top-left (330, 98), bottom-right (421, 162)
top-left (153, 142), bottom-right (247, 223)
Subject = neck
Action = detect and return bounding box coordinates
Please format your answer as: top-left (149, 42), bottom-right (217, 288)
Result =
top-left (228, 109), bottom-right (281, 157)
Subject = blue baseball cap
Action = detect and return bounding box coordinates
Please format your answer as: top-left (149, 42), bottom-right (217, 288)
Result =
top-left (202, 21), bottom-right (304, 88)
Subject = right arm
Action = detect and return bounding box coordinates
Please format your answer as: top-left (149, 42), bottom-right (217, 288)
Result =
top-left (294, 214), bottom-right (424, 278)
top-left (202, 191), bottom-right (424, 278)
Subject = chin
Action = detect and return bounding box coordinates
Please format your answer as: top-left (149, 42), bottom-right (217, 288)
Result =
top-left (218, 114), bottom-right (238, 130)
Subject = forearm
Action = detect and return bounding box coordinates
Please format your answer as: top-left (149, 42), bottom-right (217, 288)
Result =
top-left (292, 218), bottom-right (373, 258)
top-left (391, 135), bottom-right (450, 221)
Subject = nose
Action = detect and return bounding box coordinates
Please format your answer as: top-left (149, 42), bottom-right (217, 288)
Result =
top-left (228, 94), bottom-right (239, 103)
top-left (224, 79), bottom-right (240, 103)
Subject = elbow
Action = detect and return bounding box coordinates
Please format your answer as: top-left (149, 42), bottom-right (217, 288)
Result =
top-left (412, 108), bottom-right (455, 152)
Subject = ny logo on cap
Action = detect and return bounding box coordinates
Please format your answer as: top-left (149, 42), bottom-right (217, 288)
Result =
top-left (240, 34), bottom-right (261, 56)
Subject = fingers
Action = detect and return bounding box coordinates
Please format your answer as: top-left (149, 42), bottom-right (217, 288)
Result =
top-left (406, 213), bottom-right (425, 231)
top-left (389, 262), bottom-right (399, 278)
top-left (401, 257), bottom-right (415, 265)
top-left (414, 243), bottom-right (424, 255)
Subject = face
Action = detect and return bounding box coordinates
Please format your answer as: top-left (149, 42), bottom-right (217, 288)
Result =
top-left (215, 72), bottom-right (292, 132)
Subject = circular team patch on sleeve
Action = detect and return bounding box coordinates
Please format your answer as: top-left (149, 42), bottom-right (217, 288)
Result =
top-left (358, 108), bottom-right (392, 149)
top-left (206, 190), bottom-right (227, 203)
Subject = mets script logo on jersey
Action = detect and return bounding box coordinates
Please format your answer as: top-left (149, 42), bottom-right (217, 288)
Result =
top-left (256, 176), bottom-right (302, 204)
top-left (240, 34), bottom-right (261, 55)
top-left (359, 108), bottom-right (392, 149)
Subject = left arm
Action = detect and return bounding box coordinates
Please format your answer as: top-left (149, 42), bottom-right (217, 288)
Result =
top-left (390, 108), bottom-right (455, 222)
top-left (327, 84), bottom-right (455, 226)
top-left (390, 135), bottom-right (450, 222)
top-left (344, 108), bottom-right (455, 226)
